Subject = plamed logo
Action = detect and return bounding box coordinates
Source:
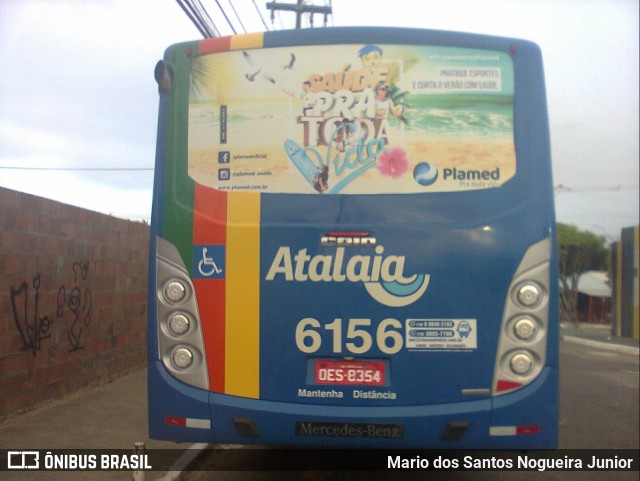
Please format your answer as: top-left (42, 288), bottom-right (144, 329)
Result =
top-left (413, 162), bottom-right (502, 187)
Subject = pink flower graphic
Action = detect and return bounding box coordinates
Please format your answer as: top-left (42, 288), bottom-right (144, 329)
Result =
top-left (377, 148), bottom-right (409, 178)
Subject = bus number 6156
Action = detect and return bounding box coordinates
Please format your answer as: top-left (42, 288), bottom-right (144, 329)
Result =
top-left (295, 318), bottom-right (404, 355)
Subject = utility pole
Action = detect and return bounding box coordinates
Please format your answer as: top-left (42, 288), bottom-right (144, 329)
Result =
top-left (265, 1), bottom-right (332, 29)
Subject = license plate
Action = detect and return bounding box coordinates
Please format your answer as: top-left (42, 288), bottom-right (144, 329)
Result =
top-left (314, 360), bottom-right (385, 386)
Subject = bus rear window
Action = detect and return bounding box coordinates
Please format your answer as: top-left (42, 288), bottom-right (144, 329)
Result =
top-left (187, 43), bottom-right (515, 195)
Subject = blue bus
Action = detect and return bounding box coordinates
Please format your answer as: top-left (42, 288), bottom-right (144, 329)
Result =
top-left (149, 27), bottom-right (558, 448)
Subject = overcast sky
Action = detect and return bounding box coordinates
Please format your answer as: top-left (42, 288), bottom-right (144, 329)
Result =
top-left (0, 0), bottom-right (637, 240)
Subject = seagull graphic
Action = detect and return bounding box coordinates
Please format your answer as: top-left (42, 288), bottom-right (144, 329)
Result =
top-left (261, 72), bottom-right (276, 84)
top-left (242, 50), bottom-right (276, 84)
top-left (245, 69), bottom-right (261, 81)
top-left (283, 53), bottom-right (296, 70)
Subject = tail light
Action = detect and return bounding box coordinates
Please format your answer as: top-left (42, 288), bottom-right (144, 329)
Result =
top-left (155, 237), bottom-right (209, 390)
top-left (493, 238), bottom-right (551, 395)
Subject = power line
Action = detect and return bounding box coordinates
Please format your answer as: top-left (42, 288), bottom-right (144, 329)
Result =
top-left (194, 0), bottom-right (221, 36)
top-left (175, 0), bottom-right (210, 37)
top-left (251, 0), bottom-right (270, 30)
top-left (226, 0), bottom-right (248, 33)
top-left (175, 0), bottom-right (209, 37)
top-left (213, 0), bottom-right (237, 34)
top-left (175, 0), bottom-right (220, 38)
top-left (265, 0), bottom-right (332, 29)
top-left (325, 0), bottom-right (334, 26)
top-left (176, 0), bottom-right (334, 35)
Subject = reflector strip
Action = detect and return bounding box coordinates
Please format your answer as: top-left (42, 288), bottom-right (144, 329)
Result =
top-left (164, 416), bottom-right (186, 427)
top-left (495, 379), bottom-right (523, 392)
top-left (516, 425), bottom-right (540, 435)
top-left (490, 425), bottom-right (540, 436)
top-left (164, 416), bottom-right (211, 429)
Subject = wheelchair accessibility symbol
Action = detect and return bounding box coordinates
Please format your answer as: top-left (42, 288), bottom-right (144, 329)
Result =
top-left (194, 245), bottom-right (225, 279)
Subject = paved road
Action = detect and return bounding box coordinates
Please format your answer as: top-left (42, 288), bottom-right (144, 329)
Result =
top-left (179, 340), bottom-right (639, 481)
top-left (559, 341), bottom-right (639, 449)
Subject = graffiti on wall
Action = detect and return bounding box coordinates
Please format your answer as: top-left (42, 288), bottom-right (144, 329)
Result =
top-left (10, 274), bottom-right (53, 357)
top-left (57, 261), bottom-right (93, 352)
top-left (9, 261), bottom-right (93, 356)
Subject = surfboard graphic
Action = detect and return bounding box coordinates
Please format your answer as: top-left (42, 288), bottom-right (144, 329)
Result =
top-left (284, 140), bottom-right (324, 191)
top-left (284, 140), bottom-right (323, 190)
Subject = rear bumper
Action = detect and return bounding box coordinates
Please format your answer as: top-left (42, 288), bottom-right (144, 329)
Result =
top-left (148, 361), bottom-right (557, 448)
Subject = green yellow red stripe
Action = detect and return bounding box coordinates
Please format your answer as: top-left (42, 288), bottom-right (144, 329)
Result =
top-left (225, 192), bottom-right (261, 398)
top-left (193, 183), bottom-right (227, 392)
top-left (192, 32), bottom-right (265, 398)
top-left (193, 184), bottom-right (261, 398)
top-left (199, 32), bottom-right (264, 54)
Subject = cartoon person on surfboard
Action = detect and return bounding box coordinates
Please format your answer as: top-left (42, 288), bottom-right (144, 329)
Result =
top-left (313, 165), bottom-right (329, 193)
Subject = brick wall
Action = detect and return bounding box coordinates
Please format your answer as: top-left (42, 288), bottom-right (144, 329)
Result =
top-left (0, 186), bottom-right (150, 417)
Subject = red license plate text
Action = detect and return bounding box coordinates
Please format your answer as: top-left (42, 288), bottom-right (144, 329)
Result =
top-left (315, 360), bottom-right (385, 386)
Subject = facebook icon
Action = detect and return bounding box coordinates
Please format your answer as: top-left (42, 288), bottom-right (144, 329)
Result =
top-left (218, 151), bottom-right (231, 164)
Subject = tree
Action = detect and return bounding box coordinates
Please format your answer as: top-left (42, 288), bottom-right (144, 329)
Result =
top-left (557, 223), bottom-right (609, 324)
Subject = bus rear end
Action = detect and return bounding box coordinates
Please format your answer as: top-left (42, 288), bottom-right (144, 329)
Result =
top-left (149, 27), bottom-right (558, 448)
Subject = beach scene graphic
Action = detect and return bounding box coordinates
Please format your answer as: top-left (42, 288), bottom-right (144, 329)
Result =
top-left (187, 43), bottom-right (516, 194)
